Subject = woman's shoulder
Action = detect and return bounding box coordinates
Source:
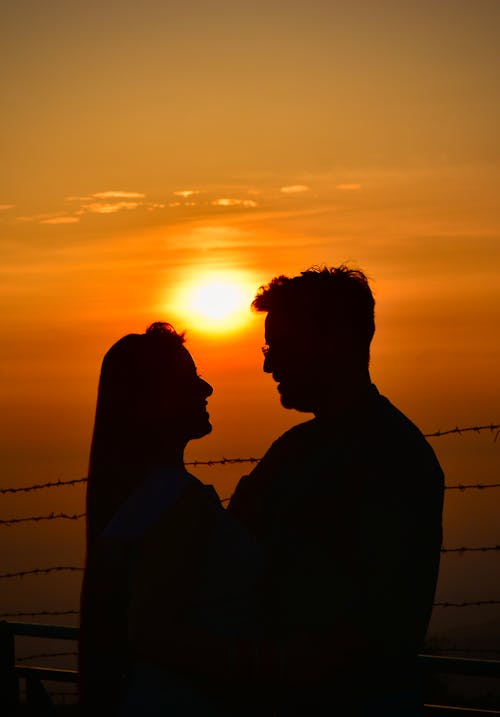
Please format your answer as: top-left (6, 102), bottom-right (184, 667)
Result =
top-left (101, 468), bottom-right (200, 540)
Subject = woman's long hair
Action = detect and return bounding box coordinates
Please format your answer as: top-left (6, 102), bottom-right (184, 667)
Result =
top-left (85, 322), bottom-right (185, 547)
top-left (80, 322), bottom-right (187, 707)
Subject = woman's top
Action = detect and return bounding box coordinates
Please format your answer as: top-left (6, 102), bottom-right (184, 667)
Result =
top-left (81, 467), bottom-right (262, 716)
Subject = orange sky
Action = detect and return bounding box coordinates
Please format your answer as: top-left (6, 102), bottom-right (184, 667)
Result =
top-left (1, 0), bottom-right (499, 642)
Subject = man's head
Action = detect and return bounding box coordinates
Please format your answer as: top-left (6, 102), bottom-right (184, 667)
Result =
top-left (252, 265), bottom-right (375, 414)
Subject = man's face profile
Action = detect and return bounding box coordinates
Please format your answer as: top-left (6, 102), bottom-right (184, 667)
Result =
top-left (263, 310), bottom-right (326, 414)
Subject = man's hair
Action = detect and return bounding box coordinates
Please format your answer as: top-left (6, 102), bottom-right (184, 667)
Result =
top-left (252, 265), bottom-right (375, 364)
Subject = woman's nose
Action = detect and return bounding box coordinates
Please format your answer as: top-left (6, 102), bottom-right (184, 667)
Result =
top-left (200, 378), bottom-right (213, 396)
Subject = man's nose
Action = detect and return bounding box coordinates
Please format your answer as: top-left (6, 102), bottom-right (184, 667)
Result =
top-left (200, 378), bottom-right (213, 396)
top-left (263, 354), bottom-right (273, 374)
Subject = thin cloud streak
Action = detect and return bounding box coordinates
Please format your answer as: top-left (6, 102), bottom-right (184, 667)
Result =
top-left (212, 198), bottom-right (258, 208)
top-left (92, 190), bottom-right (146, 199)
top-left (280, 185), bottom-right (310, 194)
top-left (82, 201), bottom-right (142, 214)
top-left (174, 190), bottom-right (200, 198)
top-left (16, 212), bottom-right (68, 223)
top-left (40, 216), bottom-right (80, 225)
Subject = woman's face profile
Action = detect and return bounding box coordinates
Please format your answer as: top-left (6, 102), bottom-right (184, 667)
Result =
top-left (163, 345), bottom-right (214, 442)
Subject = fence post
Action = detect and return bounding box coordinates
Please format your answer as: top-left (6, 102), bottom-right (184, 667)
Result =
top-left (0, 621), bottom-right (19, 715)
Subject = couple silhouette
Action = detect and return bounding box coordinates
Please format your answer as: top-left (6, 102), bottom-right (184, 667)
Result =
top-left (79, 266), bottom-right (444, 716)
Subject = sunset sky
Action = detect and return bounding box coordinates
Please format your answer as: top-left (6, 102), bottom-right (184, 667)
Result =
top-left (1, 1), bottom-right (499, 637)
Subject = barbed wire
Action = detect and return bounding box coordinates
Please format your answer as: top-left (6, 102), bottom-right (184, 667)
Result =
top-left (1, 546), bottom-right (498, 581)
top-left (445, 483), bottom-right (500, 491)
top-left (434, 600), bottom-right (500, 608)
top-left (2, 477), bottom-right (499, 502)
top-left (424, 424), bottom-right (500, 439)
top-left (0, 512), bottom-right (85, 527)
top-left (186, 457), bottom-right (261, 467)
top-left (0, 423), bottom-right (498, 497)
top-left (441, 545), bottom-right (500, 554)
top-left (0, 477), bottom-right (87, 495)
top-left (0, 566), bottom-right (83, 579)
top-left (4, 598), bottom-right (500, 619)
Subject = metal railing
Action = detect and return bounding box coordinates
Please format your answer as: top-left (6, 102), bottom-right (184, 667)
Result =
top-left (1, 620), bottom-right (500, 715)
top-left (0, 621), bottom-right (78, 714)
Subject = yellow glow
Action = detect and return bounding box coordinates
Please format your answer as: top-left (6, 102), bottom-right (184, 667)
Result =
top-left (172, 270), bottom-right (257, 334)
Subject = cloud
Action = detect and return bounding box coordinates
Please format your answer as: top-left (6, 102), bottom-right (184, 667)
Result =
top-left (0, 204), bottom-right (15, 211)
top-left (15, 190), bottom-right (157, 225)
top-left (212, 198), bottom-right (258, 208)
top-left (92, 190), bottom-right (146, 199)
top-left (65, 191), bottom-right (145, 201)
top-left (174, 190), bottom-right (200, 198)
top-left (83, 201), bottom-right (142, 214)
top-left (17, 212), bottom-right (66, 222)
top-left (66, 191), bottom-right (167, 215)
top-left (280, 185), bottom-right (310, 194)
top-left (40, 216), bottom-right (80, 225)
top-left (335, 183), bottom-right (361, 190)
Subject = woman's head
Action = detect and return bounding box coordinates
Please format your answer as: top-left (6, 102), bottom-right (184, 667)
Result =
top-left (94, 322), bottom-right (212, 456)
top-left (86, 322), bottom-right (213, 541)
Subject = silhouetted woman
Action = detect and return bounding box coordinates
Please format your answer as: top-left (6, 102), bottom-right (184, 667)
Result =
top-left (79, 322), bottom-right (261, 716)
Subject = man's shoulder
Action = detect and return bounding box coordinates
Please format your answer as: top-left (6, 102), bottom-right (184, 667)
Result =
top-left (253, 416), bottom-right (330, 470)
top-left (369, 389), bottom-right (433, 448)
top-left (365, 388), bottom-right (444, 483)
top-left (269, 417), bottom-right (318, 449)
top-left (228, 419), bottom-right (319, 514)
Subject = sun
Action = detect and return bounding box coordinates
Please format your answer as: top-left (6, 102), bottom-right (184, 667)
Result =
top-left (171, 270), bottom-right (257, 333)
top-left (189, 281), bottom-right (246, 321)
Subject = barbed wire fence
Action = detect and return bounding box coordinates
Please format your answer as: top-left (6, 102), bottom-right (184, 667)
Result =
top-left (1, 422), bottom-right (499, 686)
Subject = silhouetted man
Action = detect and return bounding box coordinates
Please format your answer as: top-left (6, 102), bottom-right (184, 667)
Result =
top-left (228, 266), bottom-right (444, 716)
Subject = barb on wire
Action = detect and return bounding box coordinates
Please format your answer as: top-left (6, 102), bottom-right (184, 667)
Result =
top-left (0, 513), bottom-right (85, 527)
top-left (441, 545), bottom-right (500, 554)
top-left (0, 566), bottom-right (83, 579)
top-left (17, 651), bottom-right (77, 662)
top-left (433, 600), bottom-right (500, 608)
top-left (0, 609), bottom-right (79, 618)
